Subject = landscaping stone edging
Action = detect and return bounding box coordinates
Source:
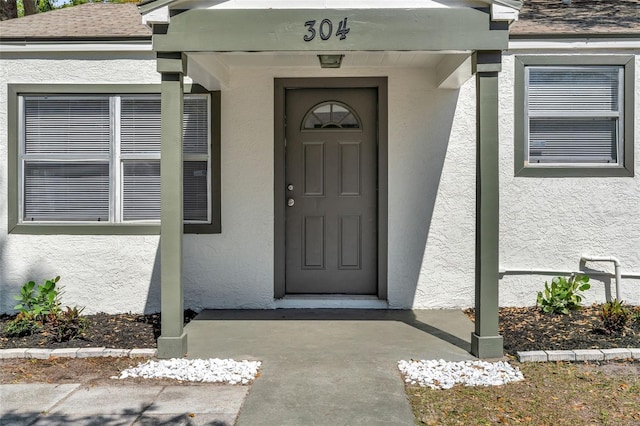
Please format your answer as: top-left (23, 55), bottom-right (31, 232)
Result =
top-left (0, 347), bottom-right (157, 360)
top-left (3, 347), bottom-right (639, 362)
top-left (518, 348), bottom-right (640, 362)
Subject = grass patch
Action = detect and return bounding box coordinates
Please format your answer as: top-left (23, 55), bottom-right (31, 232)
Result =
top-left (406, 361), bottom-right (640, 425)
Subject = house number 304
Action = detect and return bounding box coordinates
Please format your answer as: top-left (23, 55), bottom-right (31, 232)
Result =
top-left (304, 18), bottom-right (351, 42)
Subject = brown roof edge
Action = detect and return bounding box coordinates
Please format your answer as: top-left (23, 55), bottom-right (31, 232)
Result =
top-left (0, 36), bottom-right (151, 43)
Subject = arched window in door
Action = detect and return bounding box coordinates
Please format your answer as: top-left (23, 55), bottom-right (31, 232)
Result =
top-left (302, 101), bottom-right (361, 130)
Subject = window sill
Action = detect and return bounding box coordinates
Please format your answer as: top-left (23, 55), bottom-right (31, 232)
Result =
top-left (9, 223), bottom-right (222, 235)
top-left (10, 223), bottom-right (162, 235)
top-left (515, 165), bottom-right (634, 178)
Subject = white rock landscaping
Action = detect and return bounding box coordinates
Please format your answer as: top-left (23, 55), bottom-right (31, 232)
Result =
top-left (398, 359), bottom-right (524, 390)
top-left (113, 358), bottom-right (262, 385)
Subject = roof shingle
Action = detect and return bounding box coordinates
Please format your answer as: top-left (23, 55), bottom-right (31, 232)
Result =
top-left (0, 1), bottom-right (638, 41)
top-left (0, 3), bottom-right (151, 40)
top-left (511, 0), bottom-right (640, 36)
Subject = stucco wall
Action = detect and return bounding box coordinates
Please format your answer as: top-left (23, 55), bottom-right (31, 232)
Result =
top-left (0, 53), bottom-right (165, 314)
top-left (1, 50), bottom-right (639, 313)
top-left (498, 53), bottom-right (640, 307)
top-left (184, 65), bottom-right (479, 311)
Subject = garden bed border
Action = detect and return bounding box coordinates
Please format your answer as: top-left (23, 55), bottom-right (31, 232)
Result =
top-left (518, 348), bottom-right (640, 362)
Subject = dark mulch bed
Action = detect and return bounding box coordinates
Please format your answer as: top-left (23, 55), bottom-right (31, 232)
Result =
top-left (0, 310), bottom-right (197, 350)
top-left (1, 306), bottom-right (639, 355)
top-left (467, 304), bottom-right (640, 356)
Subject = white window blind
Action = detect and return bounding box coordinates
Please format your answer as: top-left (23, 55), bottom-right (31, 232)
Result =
top-left (121, 98), bottom-right (162, 154)
top-left (122, 161), bottom-right (161, 221)
top-left (118, 96), bottom-right (210, 222)
top-left (20, 94), bottom-right (210, 224)
top-left (24, 98), bottom-right (110, 155)
top-left (184, 161), bottom-right (209, 222)
top-left (24, 162), bottom-right (110, 221)
top-left (526, 66), bottom-right (623, 165)
top-left (184, 97), bottom-right (209, 155)
top-left (122, 160), bottom-right (208, 222)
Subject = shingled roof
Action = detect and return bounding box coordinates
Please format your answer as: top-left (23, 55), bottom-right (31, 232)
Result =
top-left (0, 3), bottom-right (151, 40)
top-left (0, 1), bottom-right (638, 41)
top-left (511, 0), bottom-right (640, 36)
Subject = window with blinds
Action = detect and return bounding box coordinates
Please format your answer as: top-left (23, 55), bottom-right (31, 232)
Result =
top-left (525, 66), bottom-right (624, 165)
top-left (20, 94), bottom-right (210, 224)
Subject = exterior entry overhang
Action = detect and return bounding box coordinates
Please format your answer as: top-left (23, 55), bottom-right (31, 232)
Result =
top-left (147, 2), bottom-right (517, 359)
top-left (151, 8), bottom-right (510, 53)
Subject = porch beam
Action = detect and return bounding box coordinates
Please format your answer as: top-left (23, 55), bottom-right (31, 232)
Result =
top-left (153, 8), bottom-right (509, 53)
top-left (471, 50), bottom-right (504, 359)
top-left (158, 52), bottom-right (187, 359)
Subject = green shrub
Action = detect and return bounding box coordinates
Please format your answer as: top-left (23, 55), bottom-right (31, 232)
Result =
top-left (536, 274), bottom-right (591, 314)
top-left (4, 312), bottom-right (42, 337)
top-left (14, 276), bottom-right (61, 319)
top-left (5, 276), bottom-right (86, 342)
top-left (600, 299), bottom-right (631, 334)
top-left (45, 306), bottom-right (87, 342)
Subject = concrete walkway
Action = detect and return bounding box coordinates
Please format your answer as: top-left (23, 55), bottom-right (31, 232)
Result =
top-left (0, 383), bottom-right (248, 425)
top-left (186, 309), bottom-right (476, 426)
top-left (1, 309), bottom-right (475, 426)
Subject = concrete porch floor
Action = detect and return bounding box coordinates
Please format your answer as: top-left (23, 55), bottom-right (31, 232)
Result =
top-left (184, 309), bottom-right (476, 425)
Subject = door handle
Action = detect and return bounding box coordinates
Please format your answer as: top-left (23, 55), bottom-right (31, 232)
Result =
top-left (287, 198), bottom-right (295, 207)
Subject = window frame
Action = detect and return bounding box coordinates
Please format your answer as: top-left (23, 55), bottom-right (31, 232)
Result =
top-left (514, 55), bottom-right (635, 177)
top-left (301, 101), bottom-right (363, 131)
top-left (8, 84), bottom-right (221, 235)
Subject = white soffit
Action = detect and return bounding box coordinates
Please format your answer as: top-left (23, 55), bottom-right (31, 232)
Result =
top-left (186, 51), bottom-right (472, 91)
top-left (188, 51), bottom-right (451, 69)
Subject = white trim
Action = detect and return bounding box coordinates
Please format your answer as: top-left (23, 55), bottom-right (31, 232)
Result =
top-left (509, 39), bottom-right (640, 51)
top-left (491, 4), bottom-right (519, 21)
top-left (0, 43), bottom-right (152, 53)
top-left (112, 96), bottom-right (121, 224)
top-left (141, 5), bottom-right (170, 26)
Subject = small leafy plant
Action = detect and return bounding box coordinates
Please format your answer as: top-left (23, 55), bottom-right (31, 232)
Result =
top-left (14, 276), bottom-right (61, 318)
top-left (536, 274), bottom-right (591, 314)
top-left (4, 311), bottom-right (42, 337)
top-left (45, 306), bottom-right (87, 342)
top-left (5, 276), bottom-right (86, 342)
top-left (599, 299), bottom-right (631, 334)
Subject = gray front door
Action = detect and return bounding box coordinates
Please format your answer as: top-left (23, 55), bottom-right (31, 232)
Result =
top-left (285, 88), bottom-right (377, 294)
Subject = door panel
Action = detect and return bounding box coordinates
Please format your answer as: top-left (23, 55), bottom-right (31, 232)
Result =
top-left (285, 88), bottom-right (377, 294)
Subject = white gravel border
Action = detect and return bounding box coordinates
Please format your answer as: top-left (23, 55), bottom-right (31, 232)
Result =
top-left (113, 358), bottom-right (261, 385)
top-left (398, 359), bottom-right (524, 389)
